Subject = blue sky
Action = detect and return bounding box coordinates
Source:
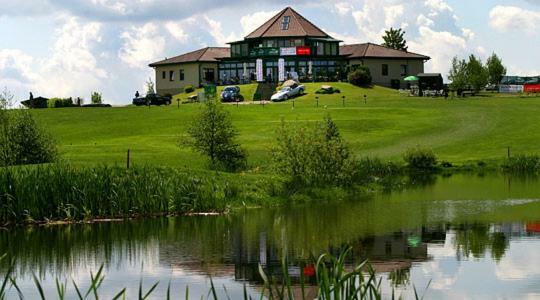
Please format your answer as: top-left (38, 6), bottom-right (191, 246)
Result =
top-left (0, 0), bottom-right (539, 104)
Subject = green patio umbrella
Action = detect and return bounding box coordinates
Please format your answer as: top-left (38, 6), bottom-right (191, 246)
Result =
top-left (404, 76), bottom-right (419, 81)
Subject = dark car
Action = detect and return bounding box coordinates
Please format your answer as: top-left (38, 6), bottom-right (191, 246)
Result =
top-left (133, 93), bottom-right (172, 106)
top-left (220, 86), bottom-right (243, 102)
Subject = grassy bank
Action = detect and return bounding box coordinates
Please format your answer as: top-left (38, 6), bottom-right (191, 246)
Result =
top-left (30, 83), bottom-right (540, 169)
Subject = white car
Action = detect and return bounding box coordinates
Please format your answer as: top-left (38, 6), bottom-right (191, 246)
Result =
top-left (271, 84), bottom-right (305, 102)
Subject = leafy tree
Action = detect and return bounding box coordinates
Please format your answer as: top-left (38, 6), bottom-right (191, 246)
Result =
top-left (0, 87), bottom-right (14, 109)
top-left (186, 100), bottom-right (246, 171)
top-left (448, 56), bottom-right (468, 91)
top-left (91, 92), bottom-right (103, 104)
top-left (466, 54), bottom-right (488, 92)
top-left (486, 53), bottom-right (507, 86)
top-left (381, 27), bottom-right (408, 51)
top-left (348, 66), bottom-right (372, 86)
top-left (146, 78), bottom-right (155, 95)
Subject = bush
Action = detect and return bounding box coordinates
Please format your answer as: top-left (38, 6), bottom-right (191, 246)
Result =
top-left (184, 85), bottom-right (195, 93)
top-left (315, 87), bottom-right (341, 94)
top-left (355, 157), bottom-right (400, 181)
top-left (403, 147), bottom-right (437, 170)
top-left (0, 110), bottom-right (57, 166)
top-left (91, 92), bottom-right (103, 104)
top-left (186, 100), bottom-right (247, 172)
top-left (502, 154), bottom-right (540, 173)
top-left (348, 66), bottom-right (372, 87)
top-left (48, 98), bottom-right (75, 108)
top-left (272, 115), bottom-right (354, 187)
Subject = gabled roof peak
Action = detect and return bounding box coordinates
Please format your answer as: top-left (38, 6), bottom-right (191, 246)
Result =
top-left (244, 7), bottom-right (334, 40)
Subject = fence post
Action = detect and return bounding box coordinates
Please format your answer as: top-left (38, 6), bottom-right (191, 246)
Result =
top-left (316, 96), bottom-right (319, 107)
top-left (127, 149), bottom-right (130, 169)
top-left (364, 94), bottom-right (367, 104)
top-left (507, 146), bottom-right (511, 159)
top-left (342, 96), bottom-right (345, 107)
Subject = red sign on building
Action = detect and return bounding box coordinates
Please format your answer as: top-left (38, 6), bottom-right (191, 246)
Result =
top-left (524, 84), bottom-right (540, 93)
top-left (296, 46), bottom-right (311, 56)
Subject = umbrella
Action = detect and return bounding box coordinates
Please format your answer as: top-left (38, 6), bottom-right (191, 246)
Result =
top-left (404, 76), bottom-right (419, 81)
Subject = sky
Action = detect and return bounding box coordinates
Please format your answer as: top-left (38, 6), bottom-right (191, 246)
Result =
top-left (0, 0), bottom-right (539, 104)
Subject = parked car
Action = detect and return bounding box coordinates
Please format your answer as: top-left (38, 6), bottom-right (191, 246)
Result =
top-left (133, 93), bottom-right (172, 106)
top-left (220, 86), bottom-right (243, 102)
top-left (271, 84), bottom-right (305, 102)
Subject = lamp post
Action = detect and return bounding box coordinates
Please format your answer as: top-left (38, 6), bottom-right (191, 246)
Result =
top-left (316, 96), bottom-right (319, 108)
top-left (177, 98), bottom-right (180, 108)
top-left (364, 94), bottom-right (367, 104)
top-left (342, 96), bottom-right (345, 107)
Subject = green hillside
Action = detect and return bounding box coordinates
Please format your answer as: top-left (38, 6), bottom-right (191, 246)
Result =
top-left (31, 83), bottom-right (540, 169)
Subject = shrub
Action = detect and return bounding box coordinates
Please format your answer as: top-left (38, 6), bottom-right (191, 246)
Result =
top-left (315, 87), bottom-right (341, 94)
top-left (0, 110), bottom-right (57, 166)
top-left (271, 115), bottom-right (354, 187)
top-left (502, 154), bottom-right (540, 173)
top-left (184, 85), bottom-right (195, 93)
top-left (91, 92), bottom-right (103, 104)
top-left (403, 147), bottom-right (437, 170)
top-left (48, 98), bottom-right (74, 108)
top-left (355, 157), bottom-right (400, 181)
top-left (348, 66), bottom-right (372, 86)
top-left (186, 100), bottom-right (247, 172)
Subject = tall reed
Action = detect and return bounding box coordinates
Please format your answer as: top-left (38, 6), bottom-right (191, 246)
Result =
top-left (0, 164), bottom-right (241, 225)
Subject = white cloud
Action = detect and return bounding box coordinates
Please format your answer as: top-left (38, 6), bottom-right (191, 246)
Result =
top-left (384, 5), bottom-right (405, 28)
top-left (334, 2), bottom-right (354, 16)
top-left (165, 21), bottom-right (189, 43)
top-left (203, 15), bottom-right (240, 46)
top-left (461, 28), bottom-right (475, 40)
top-left (417, 14), bottom-right (434, 27)
top-left (408, 26), bottom-right (468, 77)
top-left (489, 5), bottom-right (540, 36)
top-left (119, 22), bottom-right (166, 69)
top-left (424, 0), bottom-right (453, 12)
top-left (240, 10), bottom-right (279, 36)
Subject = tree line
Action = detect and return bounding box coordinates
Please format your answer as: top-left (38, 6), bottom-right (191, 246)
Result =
top-left (449, 53), bottom-right (507, 92)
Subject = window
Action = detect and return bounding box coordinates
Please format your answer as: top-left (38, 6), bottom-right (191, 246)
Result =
top-left (179, 69), bottom-right (185, 81)
top-left (281, 16), bottom-right (290, 30)
top-left (162, 71), bottom-right (166, 79)
top-left (203, 68), bottom-right (215, 82)
top-left (169, 70), bottom-right (175, 81)
top-left (316, 42), bottom-right (324, 55)
top-left (400, 64), bottom-right (408, 76)
top-left (382, 64), bottom-right (389, 76)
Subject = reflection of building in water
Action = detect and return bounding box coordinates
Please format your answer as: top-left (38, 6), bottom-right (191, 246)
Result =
top-left (232, 226), bottom-right (447, 283)
top-left (491, 223), bottom-right (527, 237)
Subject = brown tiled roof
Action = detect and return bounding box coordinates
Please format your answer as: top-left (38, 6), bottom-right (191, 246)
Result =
top-left (245, 7), bottom-right (333, 39)
top-left (340, 43), bottom-right (430, 60)
top-left (149, 47), bottom-right (230, 67)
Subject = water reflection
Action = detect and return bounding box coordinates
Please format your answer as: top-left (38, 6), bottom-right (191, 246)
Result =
top-left (2, 173), bottom-right (540, 299)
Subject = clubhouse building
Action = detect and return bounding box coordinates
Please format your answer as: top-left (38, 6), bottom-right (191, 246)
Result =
top-left (149, 7), bottom-right (430, 96)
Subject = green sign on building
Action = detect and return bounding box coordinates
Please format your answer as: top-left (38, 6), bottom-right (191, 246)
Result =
top-left (249, 47), bottom-right (280, 57)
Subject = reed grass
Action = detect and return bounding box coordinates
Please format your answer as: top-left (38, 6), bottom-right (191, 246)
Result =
top-left (0, 164), bottom-right (249, 225)
top-left (501, 154), bottom-right (540, 173)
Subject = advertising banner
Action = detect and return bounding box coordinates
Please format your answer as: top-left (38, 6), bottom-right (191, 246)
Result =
top-left (250, 47), bottom-right (279, 57)
top-left (243, 62), bottom-right (248, 79)
top-left (278, 58), bottom-right (285, 82)
top-left (499, 85), bottom-right (523, 93)
top-left (280, 47), bottom-right (297, 56)
top-left (296, 46), bottom-right (311, 56)
top-left (308, 61), bottom-right (313, 75)
top-left (256, 59), bottom-right (263, 82)
top-left (524, 84), bottom-right (540, 93)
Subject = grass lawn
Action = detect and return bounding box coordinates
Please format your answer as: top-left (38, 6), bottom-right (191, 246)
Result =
top-left (31, 82), bottom-right (540, 170)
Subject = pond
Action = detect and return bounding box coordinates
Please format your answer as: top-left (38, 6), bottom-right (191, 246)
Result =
top-left (2, 173), bottom-right (540, 299)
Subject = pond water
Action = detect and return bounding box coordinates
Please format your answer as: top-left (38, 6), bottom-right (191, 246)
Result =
top-left (2, 173), bottom-right (540, 299)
